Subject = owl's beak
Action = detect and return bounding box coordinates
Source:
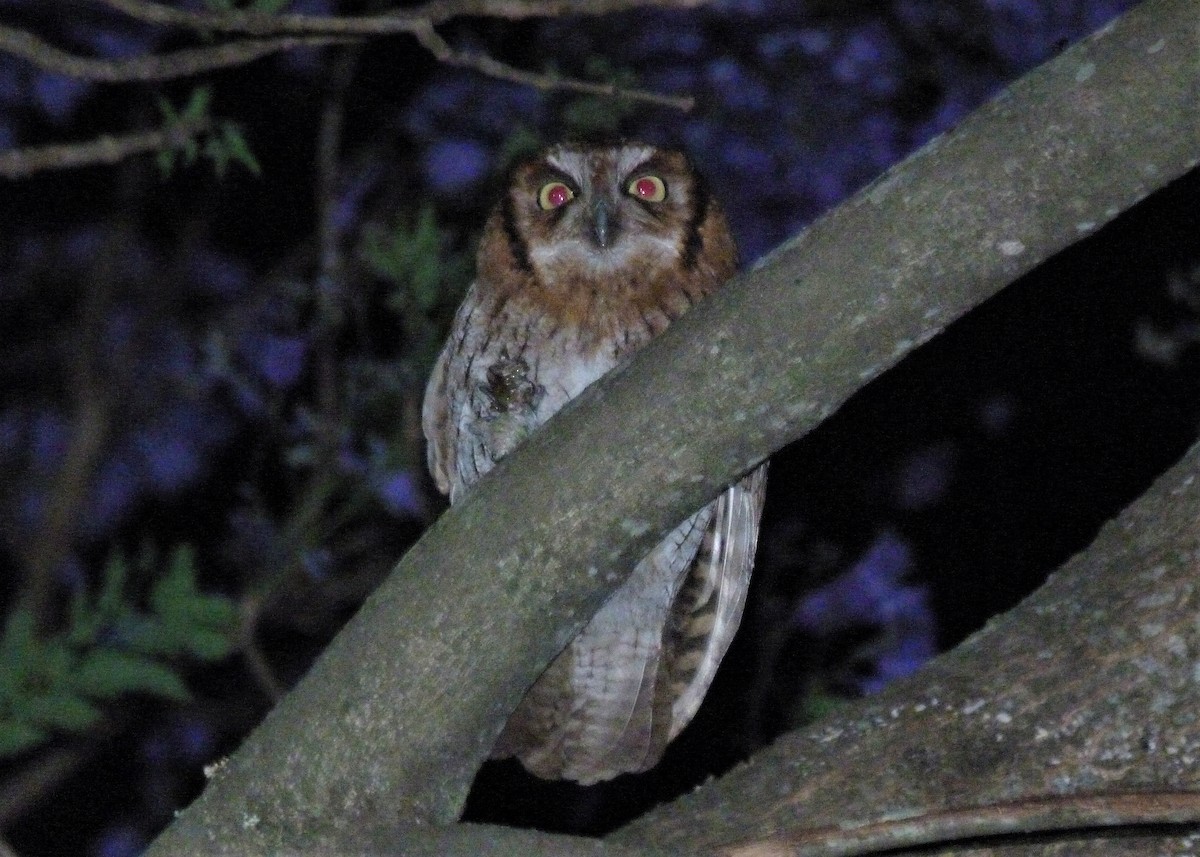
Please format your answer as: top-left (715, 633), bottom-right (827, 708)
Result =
top-left (589, 199), bottom-right (614, 249)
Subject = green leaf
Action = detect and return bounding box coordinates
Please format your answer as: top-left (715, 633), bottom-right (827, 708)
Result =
top-left (156, 147), bottom-right (177, 178)
top-left (0, 609), bottom-right (37, 702)
top-left (156, 95), bottom-right (179, 126)
top-left (219, 124), bottom-right (262, 176)
top-left (0, 720), bottom-right (49, 757)
top-left (20, 693), bottom-right (102, 732)
top-left (150, 545), bottom-right (199, 619)
top-left (123, 620), bottom-right (187, 659)
top-left (96, 552), bottom-right (130, 625)
top-left (181, 87), bottom-right (213, 123)
top-left (183, 627), bottom-right (237, 662)
top-left (183, 594), bottom-right (239, 630)
top-left (37, 637), bottom-right (76, 687)
top-left (75, 649), bottom-right (190, 702)
top-left (0, 609), bottom-right (36, 667)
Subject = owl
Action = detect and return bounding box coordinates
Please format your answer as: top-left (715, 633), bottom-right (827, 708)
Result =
top-left (422, 141), bottom-right (767, 784)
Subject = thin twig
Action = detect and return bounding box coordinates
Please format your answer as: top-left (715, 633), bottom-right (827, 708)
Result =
top-left (239, 595), bottom-right (284, 703)
top-left (311, 45), bottom-right (358, 482)
top-left (0, 24), bottom-right (345, 82)
top-left (96, 0), bottom-right (713, 34)
top-left (411, 21), bottom-right (695, 110)
top-left (0, 117), bottom-right (211, 179)
top-left (2, 5), bottom-right (695, 110)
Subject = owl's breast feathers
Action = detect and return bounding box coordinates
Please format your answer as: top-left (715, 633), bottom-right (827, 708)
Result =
top-left (421, 142), bottom-right (765, 783)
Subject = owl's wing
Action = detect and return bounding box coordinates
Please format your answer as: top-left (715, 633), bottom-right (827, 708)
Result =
top-left (493, 464), bottom-right (767, 784)
top-left (421, 341), bottom-right (455, 497)
top-left (493, 503), bottom-right (713, 783)
top-left (423, 282), bottom-right (489, 498)
top-left (665, 463), bottom-right (768, 739)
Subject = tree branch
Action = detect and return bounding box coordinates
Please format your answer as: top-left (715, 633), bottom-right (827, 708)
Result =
top-left (95, 0), bottom-right (714, 34)
top-left (410, 20), bottom-right (695, 110)
top-left (0, 117), bottom-right (211, 178)
top-left (143, 0), bottom-right (1200, 852)
top-left (620, 391), bottom-right (1200, 855)
top-left (0, 24), bottom-right (344, 81)
top-left (0, 2), bottom-right (696, 112)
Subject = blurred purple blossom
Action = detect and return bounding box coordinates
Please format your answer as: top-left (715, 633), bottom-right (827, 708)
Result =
top-left (423, 138), bottom-right (491, 196)
top-left (706, 59), bottom-right (771, 112)
top-left (794, 531), bottom-right (936, 694)
top-left (301, 546), bottom-right (333, 581)
top-left (84, 452), bottom-right (140, 538)
top-left (187, 249), bottom-right (251, 298)
top-left (332, 162), bottom-right (384, 235)
top-left (134, 424), bottom-right (203, 493)
top-left (861, 621), bottom-right (938, 693)
top-left (93, 824), bottom-right (146, 857)
top-left (241, 333), bottom-right (307, 390)
top-left (33, 73), bottom-right (92, 122)
top-left (141, 716), bottom-right (215, 765)
top-left (373, 469), bottom-right (423, 518)
top-left (795, 531), bottom-right (917, 634)
top-left (28, 408), bottom-right (68, 472)
top-left (72, 24), bottom-right (157, 60)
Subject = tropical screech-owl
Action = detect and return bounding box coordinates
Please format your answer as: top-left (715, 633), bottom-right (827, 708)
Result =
top-left (422, 141), bottom-right (767, 784)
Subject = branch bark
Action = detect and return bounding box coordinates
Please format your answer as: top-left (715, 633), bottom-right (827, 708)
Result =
top-left (144, 0), bottom-right (1200, 852)
top-left (619, 407), bottom-right (1200, 856)
top-left (0, 117), bottom-right (211, 178)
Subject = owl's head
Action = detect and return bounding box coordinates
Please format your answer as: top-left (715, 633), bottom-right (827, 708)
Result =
top-left (477, 142), bottom-right (737, 326)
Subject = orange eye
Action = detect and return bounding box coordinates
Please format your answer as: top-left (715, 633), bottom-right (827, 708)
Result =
top-left (628, 175), bottom-right (667, 202)
top-left (538, 182), bottom-right (574, 210)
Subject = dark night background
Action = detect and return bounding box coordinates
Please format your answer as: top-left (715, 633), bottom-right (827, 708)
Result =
top-left (1, 0), bottom-right (1197, 854)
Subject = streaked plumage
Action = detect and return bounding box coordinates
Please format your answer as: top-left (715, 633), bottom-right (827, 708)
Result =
top-left (422, 141), bottom-right (766, 783)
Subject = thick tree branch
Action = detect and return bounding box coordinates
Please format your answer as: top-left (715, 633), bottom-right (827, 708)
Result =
top-left (620, 398), bottom-right (1200, 856)
top-left (145, 0), bottom-right (1199, 852)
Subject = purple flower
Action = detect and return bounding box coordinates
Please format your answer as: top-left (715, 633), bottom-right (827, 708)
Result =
top-left (84, 452), bottom-right (139, 537)
top-left (242, 334), bottom-right (307, 390)
top-left (373, 469), bottom-right (423, 518)
top-left (794, 531), bottom-right (914, 633)
top-left (424, 139), bottom-right (490, 196)
top-left (33, 73), bottom-right (92, 122)
top-left (93, 824), bottom-right (146, 857)
top-left (135, 427), bottom-right (202, 493)
top-left (794, 531), bottom-right (937, 695)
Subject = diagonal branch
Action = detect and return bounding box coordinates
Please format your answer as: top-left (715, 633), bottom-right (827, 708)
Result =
top-left (410, 20), bottom-right (694, 110)
top-left (143, 0), bottom-right (1199, 852)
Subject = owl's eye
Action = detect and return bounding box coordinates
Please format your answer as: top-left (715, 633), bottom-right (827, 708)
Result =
top-left (628, 175), bottom-right (667, 203)
top-left (537, 182), bottom-right (574, 210)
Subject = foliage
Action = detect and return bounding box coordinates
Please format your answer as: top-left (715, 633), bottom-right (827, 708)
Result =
top-left (0, 547), bottom-right (237, 757)
top-left (157, 87), bottom-right (262, 178)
